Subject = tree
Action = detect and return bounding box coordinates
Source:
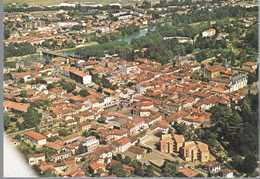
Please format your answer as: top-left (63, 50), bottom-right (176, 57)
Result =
top-left (122, 156), bottom-right (131, 165)
top-left (113, 154), bottom-right (123, 161)
top-left (58, 128), bottom-right (71, 137)
top-left (20, 90), bottom-right (27, 98)
top-left (40, 171), bottom-right (56, 177)
top-left (144, 165), bottom-right (154, 177)
top-left (97, 117), bottom-right (106, 124)
top-left (240, 154), bottom-right (258, 175)
top-left (207, 95), bottom-right (258, 166)
top-left (110, 163), bottom-right (127, 177)
top-left (135, 167), bottom-right (145, 176)
top-left (82, 130), bottom-right (100, 139)
top-left (245, 24), bottom-right (258, 49)
top-left (65, 40), bottom-right (76, 48)
top-left (76, 144), bottom-right (87, 154)
top-left (4, 27), bottom-right (11, 39)
top-left (173, 122), bottom-right (187, 134)
top-left (22, 107), bottom-right (41, 129)
top-left (4, 73), bottom-right (12, 81)
top-left (4, 42), bottom-right (36, 58)
top-left (79, 89), bottom-right (89, 97)
top-left (47, 83), bottom-right (55, 89)
top-left (247, 73), bottom-right (257, 85)
top-left (59, 80), bottom-right (76, 93)
top-left (4, 112), bottom-right (11, 130)
top-left (130, 159), bottom-right (142, 169)
top-left (42, 39), bottom-right (58, 50)
top-left (162, 161), bottom-right (178, 177)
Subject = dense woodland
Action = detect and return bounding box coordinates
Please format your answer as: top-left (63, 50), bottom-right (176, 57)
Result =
top-left (174, 93), bottom-right (259, 176)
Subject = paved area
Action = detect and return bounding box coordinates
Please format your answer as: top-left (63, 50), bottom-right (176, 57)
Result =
top-left (139, 134), bottom-right (184, 168)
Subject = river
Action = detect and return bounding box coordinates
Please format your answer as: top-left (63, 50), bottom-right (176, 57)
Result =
top-left (63, 26), bottom-right (155, 57)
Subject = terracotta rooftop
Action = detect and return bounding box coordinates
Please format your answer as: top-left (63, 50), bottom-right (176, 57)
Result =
top-left (89, 161), bottom-right (105, 171)
top-left (39, 162), bottom-right (54, 172)
top-left (46, 140), bottom-right (64, 150)
top-left (64, 66), bottom-right (88, 78)
top-left (159, 120), bottom-right (170, 129)
top-left (177, 167), bottom-right (199, 177)
top-left (243, 61), bottom-right (256, 66)
top-left (4, 100), bottom-right (30, 113)
top-left (206, 65), bottom-right (226, 73)
top-left (23, 130), bottom-right (46, 141)
top-left (114, 137), bottom-right (130, 145)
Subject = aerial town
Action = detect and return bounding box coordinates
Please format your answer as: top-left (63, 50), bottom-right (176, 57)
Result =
top-left (3, 0), bottom-right (259, 177)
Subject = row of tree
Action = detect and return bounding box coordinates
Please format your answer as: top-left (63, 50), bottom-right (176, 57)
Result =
top-left (5, 42), bottom-right (36, 58)
top-left (171, 6), bottom-right (257, 26)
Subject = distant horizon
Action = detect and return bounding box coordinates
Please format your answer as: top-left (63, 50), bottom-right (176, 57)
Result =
top-left (3, 0), bottom-right (121, 6)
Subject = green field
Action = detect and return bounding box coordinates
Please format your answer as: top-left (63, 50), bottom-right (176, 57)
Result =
top-left (4, 0), bottom-right (119, 5)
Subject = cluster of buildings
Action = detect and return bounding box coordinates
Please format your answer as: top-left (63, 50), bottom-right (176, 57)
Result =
top-left (160, 133), bottom-right (210, 163)
top-left (4, 7), bottom-right (151, 48)
top-left (3, 0), bottom-right (258, 177)
top-left (4, 49), bottom-right (257, 176)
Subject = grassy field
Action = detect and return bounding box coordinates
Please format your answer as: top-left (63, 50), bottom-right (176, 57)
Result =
top-left (4, 0), bottom-right (119, 5)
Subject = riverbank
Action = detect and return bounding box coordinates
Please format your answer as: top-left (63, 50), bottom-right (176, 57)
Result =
top-left (60, 27), bottom-right (152, 57)
top-left (55, 41), bottom-right (99, 53)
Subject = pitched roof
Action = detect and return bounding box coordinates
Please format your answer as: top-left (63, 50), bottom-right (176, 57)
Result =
top-left (64, 66), bottom-right (88, 78)
top-left (114, 137), bottom-right (130, 146)
top-left (89, 145), bottom-right (113, 161)
top-left (46, 140), bottom-right (64, 150)
top-left (243, 61), bottom-right (256, 66)
top-left (39, 162), bottom-right (54, 172)
top-left (111, 129), bottom-right (128, 136)
top-left (177, 167), bottom-right (199, 177)
top-left (28, 153), bottom-right (45, 159)
top-left (4, 100), bottom-right (30, 113)
top-left (23, 130), bottom-right (46, 141)
top-left (89, 161), bottom-right (105, 171)
top-left (159, 120), bottom-right (170, 129)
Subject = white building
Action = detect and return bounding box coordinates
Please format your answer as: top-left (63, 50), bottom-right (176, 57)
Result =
top-left (28, 153), bottom-right (45, 166)
top-left (202, 28), bottom-right (217, 38)
top-left (23, 130), bottom-right (47, 148)
top-left (82, 136), bottom-right (100, 152)
top-left (82, 75), bottom-right (92, 85)
top-left (228, 73), bottom-right (248, 93)
top-left (64, 66), bottom-right (92, 85)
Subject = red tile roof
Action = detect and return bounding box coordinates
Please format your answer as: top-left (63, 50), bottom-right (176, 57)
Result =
top-left (64, 66), bottom-right (88, 78)
top-left (89, 161), bottom-right (105, 171)
top-left (24, 130), bottom-right (46, 141)
top-left (46, 140), bottom-right (64, 150)
top-left (177, 167), bottom-right (199, 177)
top-left (115, 137), bottom-right (130, 145)
top-left (4, 100), bottom-right (30, 113)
